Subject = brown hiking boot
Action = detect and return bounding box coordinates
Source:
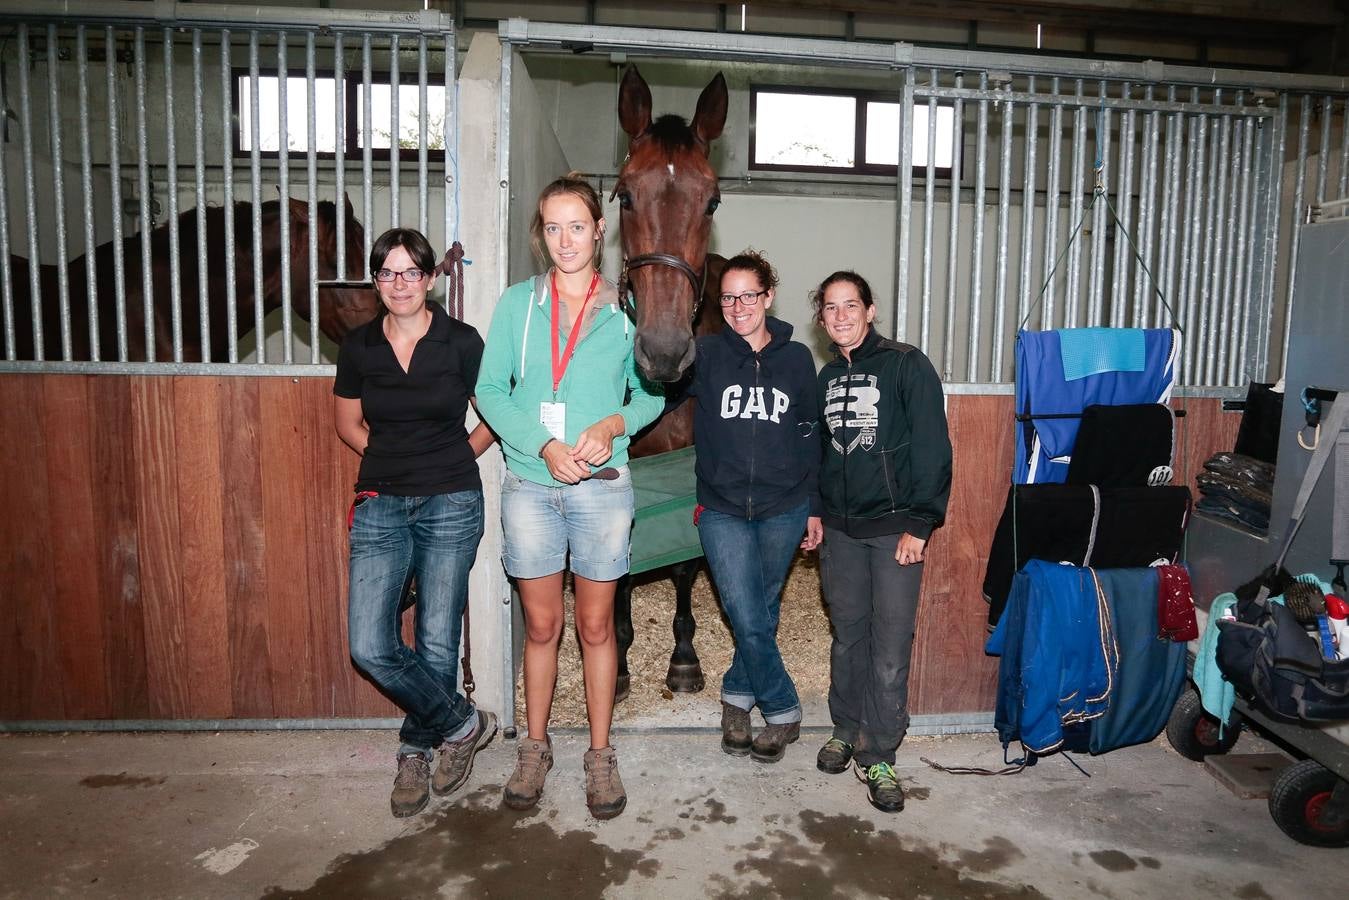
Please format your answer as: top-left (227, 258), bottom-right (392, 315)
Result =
top-left (390, 752), bottom-right (432, 818)
top-left (583, 746), bottom-right (627, 820)
top-left (433, 710), bottom-right (498, 796)
top-left (750, 721), bottom-right (800, 763)
top-left (721, 701), bottom-right (752, 756)
top-left (503, 736), bottom-right (553, 811)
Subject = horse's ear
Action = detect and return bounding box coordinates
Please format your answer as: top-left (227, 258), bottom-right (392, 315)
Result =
top-left (618, 65), bottom-right (652, 139)
top-left (692, 72), bottom-right (728, 149)
top-left (288, 196), bottom-right (310, 225)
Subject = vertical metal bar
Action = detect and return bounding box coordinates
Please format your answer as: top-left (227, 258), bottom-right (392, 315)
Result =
top-left (965, 71), bottom-right (988, 382)
top-left (1340, 96), bottom-right (1349, 201)
top-left (1180, 95), bottom-right (1206, 385)
top-left (1133, 87), bottom-right (1160, 328)
top-left (1216, 103), bottom-right (1242, 383)
top-left (306, 32), bottom-right (319, 364)
top-left (1156, 87), bottom-right (1182, 331)
top-left (919, 69), bottom-right (936, 353)
top-left (163, 27), bottom-right (182, 363)
top-left (135, 27), bottom-right (154, 361)
top-left (390, 34), bottom-right (401, 228)
top-left (1230, 108), bottom-right (1256, 384)
top-left (250, 31), bottom-right (264, 364)
top-left (1042, 78), bottom-right (1063, 330)
top-left (0, 65), bottom-right (11, 359)
top-left (1109, 83), bottom-right (1133, 328)
top-left (17, 26), bottom-right (43, 359)
top-left (278, 31), bottom-right (292, 364)
top-left (445, 31), bottom-right (456, 284)
top-left (77, 25), bottom-right (99, 361)
top-left (942, 73), bottom-right (963, 379)
top-left (1017, 76), bottom-right (1039, 332)
top-left (991, 80), bottom-right (1014, 380)
top-left (1197, 97), bottom-right (1223, 386)
top-left (334, 32), bottom-right (346, 282)
top-left (1204, 105), bottom-right (1232, 385)
top-left (1088, 80), bottom-right (1111, 327)
top-left (107, 25), bottom-right (128, 362)
top-left (894, 66), bottom-right (914, 342)
top-left (496, 41), bottom-right (516, 736)
top-left (221, 30), bottom-right (237, 363)
top-left (192, 29), bottom-right (209, 360)
top-left (1247, 96), bottom-right (1285, 382)
top-left (418, 34), bottom-right (429, 238)
top-left (363, 35), bottom-right (373, 263)
top-left (1066, 79), bottom-right (1086, 328)
top-left (1282, 94), bottom-right (1312, 370)
top-left (45, 24), bottom-right (72, 360)
top-left (1316, 95), bottom-right (1331, 205)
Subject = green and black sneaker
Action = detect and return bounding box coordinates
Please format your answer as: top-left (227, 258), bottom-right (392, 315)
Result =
top-left (816, 737), bottom-right (854, 774)
top-left (856, 761), bottom-right (905, 813)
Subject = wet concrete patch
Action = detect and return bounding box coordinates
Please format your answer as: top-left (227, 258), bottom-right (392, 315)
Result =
top-left (1139, 857), bottom-right (1161, 870)
top-left (261, 786), bottom-right (660, 899)
top-left (957, 836), bottom-right (1024, 873)
top-left (1089, 850), bottom-right (1137, 872)
top-left (79, 774), bottom-right (166, 789)
top-left (715, 811), bottom-right (1045, 899)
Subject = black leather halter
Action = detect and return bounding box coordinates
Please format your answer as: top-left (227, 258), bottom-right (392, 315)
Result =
top-left (616, 252), bottom-right (706, 324)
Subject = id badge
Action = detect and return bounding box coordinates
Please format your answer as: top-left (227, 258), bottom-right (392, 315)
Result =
top-left (540, 401), bottom-right (566, 441)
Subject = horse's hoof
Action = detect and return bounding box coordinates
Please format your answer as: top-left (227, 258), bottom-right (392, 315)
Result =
top-left (615, 674), bottom-right (631, 704)
top-left (665, 664), bottom-right (705, 694)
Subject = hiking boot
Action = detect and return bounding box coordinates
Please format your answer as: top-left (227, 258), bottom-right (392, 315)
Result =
top-left (433, 710), bottom-right (498, 796)
top-left (816, 737), bottom-right (855, 774)
top-left (583, 746), bottom-right (627, 820)
top-left (750, 721), bottom-right (800, 764)
top-left (503, 736), bottom-right (553, 811)
top-left (721, 701), bottom-right (752, 756)
top-left (390, 752), bottom-right (432, 818)
top-left (857, 761), bottom-right (905, 813)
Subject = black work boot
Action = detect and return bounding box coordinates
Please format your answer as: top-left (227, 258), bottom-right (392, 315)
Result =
top-left (750, 721), bottom-right (800, 763)
top-left (721, 701), bottom-right (752, 756)
top-left (856, 761), bottom-right (905, 813)
top-left (816, 737), bottom-right (855, 774)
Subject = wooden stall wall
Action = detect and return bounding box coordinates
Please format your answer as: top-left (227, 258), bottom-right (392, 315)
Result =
top-left (0, 376), bottom-right (1239, 722)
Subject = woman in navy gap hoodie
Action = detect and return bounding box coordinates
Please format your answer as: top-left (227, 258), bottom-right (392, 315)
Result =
top-left (691, 250), bottom-right (822, 765)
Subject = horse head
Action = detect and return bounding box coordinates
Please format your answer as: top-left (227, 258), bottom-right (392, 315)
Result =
top-left (615, 65), bottom-right (727, 383)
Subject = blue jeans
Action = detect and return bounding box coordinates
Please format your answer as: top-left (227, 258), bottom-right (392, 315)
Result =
top-left (698, 500), bottom-right (807, 724)
top-left (500, 466), bottom-right (635, 581)
top-left (347, 491), bottom-right (484, 752)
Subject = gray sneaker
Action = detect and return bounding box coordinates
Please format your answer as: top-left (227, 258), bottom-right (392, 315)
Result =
top-left (583, 746), bottom-right (627, 820)
top-left (433, 710), bottom-right (498, 796)
top-left (503, 736), bottom-right (553, 811)
top-left (390, 752), bottom-right (432, 818)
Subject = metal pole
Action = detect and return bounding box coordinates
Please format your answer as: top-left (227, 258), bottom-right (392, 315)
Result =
top-left (445, 31), bottom-right (456, 300)
top-left (991, 79), bottom-right (1013, 380)
top-left (1155, 87), bottom-right (1182, 331)
top-left (334, 32), bottom-right (346, 282)
top-left (278, 31), bottom-right (292, 364)
top-left (942, 72), bottom-right (963, 379)
top-left (77, 25), bottom-right (99, 361)
top-left (221, 29), bottom-right (237, 363)
top-left (18, 26), bottom-right (44, 359)
top-left (107, 25), bottom-right (128, 362)
top-left (1066, 79), bottom-right (1086, 328)
top-left (163, 27), bottom-right (183, 363)
top-left (134, 26), bottom-right (154, 361)
top-left (0, 61), bottom-right (11, 359)
top-left (1196, 98), bottom-right (1222, 386)
top-left (193, 29), bottom-right (210, 360)
top-left (893, 66), bottom-right (914, 342)
top-left (363, 35), bottom-right (373, 263)
top-left (390, 34), bottom-right (401, 229)
top-left (306, 32), bottom-right (319, 364)
top-left (1133, 87), bottom-right (1160, 328)
top-left (1088, 80), bottom-right (1110, 328)
top-left (919, 68), bottom-right (936, 353)
top-left (1247, 96), bottom-right (1285, 382)
top-left (1340, 96), bottom-right (1349, 201)
top-left (1179, 94), bottom-right (1206, 385)
top-left (46, 24), bottom-right (73, 360)
top-left (249, 31), bottom-right (264, 363)
top-left (418, 33), bottom-right (429, 239)
top-left (1231, 107), bottom-right (1256, 384)
top-left (965, 70), bottom-right (988, 381)
top-left (1282, 94), bottom-right (1311, 372)
top-left (1109, 83), bottom-right (1134, 328)
top-left (1316, 95), bottom-right (1331, 204)
top-left (1017, 76), bottom-right (1039, 333)
top-left (1204, 105), bottom-right (1231, 385)
top-left (1042, 78), bottom-right (1063, 330)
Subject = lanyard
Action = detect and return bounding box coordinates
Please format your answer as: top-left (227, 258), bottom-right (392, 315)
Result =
top-left (550, 269), bottom-right (599, 393)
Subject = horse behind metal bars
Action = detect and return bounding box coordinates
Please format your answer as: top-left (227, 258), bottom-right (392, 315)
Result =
top-left (7, 195), bottom-right (373, 363)
top-left (612, 64), bottom-right (729, 700)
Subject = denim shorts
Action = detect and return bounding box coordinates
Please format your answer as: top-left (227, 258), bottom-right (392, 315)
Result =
top-left (500, 466), bottom-right (635, 582)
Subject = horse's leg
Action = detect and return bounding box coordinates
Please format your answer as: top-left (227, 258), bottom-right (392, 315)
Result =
top-left (613, 572), bottom-right (634, 703)
top-left (666, 558), bottom-right (705, 693)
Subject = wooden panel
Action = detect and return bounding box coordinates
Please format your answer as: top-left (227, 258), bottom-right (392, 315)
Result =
top-left (1173, 397), bottom-right (1241, 492)
top-left (42, 376), bottom-right (109, 717)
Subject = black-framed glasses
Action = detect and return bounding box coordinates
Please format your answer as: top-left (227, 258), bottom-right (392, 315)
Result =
top-left (374, 268), bottom-right (427, 283)
top-left (718, 290), bottom-right (767, 307)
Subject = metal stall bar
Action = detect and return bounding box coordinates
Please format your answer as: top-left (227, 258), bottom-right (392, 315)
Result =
top-left (1087, 80), bottom-right (1110, 328)
top-left (1017, 76), bottom-right (1039, 333)
top-left (134, 27), bottom-right (154, 360)
top-left (418, 34), bottom-right (429, 238)
top-left (18, 26), bottom-right (43, 359)
top-left (163, 28), bottom-right (183, 363)
top-left (942, 72), bottom-right (963, 379)
top-left (1246, 95), bottom-right (1284, 383)
top-left (363, 35), bottom-right (374, 264)
top-left (221, 30), bottom-right (237, 363)
top-left (496, 39), bottom-right (515, 735)
top-left (1196, 93), bottom-right (1222, 386)
top-left (306, 32), bottom-right (320, 364)
top-left (107, 25), bottom-right (128, 362)
top-left (0, 44), bottom-right (11, 359)
top-left (1155, 87), bottom-right (1182, 331)
top-left (193, 29), bottom-right (210, 360)
top-left (77, 25), bottom-right (99, 360)
top-left (1282, 94), bottom-right (1312, 371)
top-left (1179, 94), bottom-right (1205, 385)
top-left (1341, 97), bottom-right (1349, 201)
top-left (1042, 78), bottom-right (1062, 330)
top-left (1230, 104), bottom-right (1256, 384)
top-left (444, 30), bottom-right (456, 308)
top-left (1066, 79), bottom-right (1086, 328)
top-left (1133, 86), bottom-right (1161, 328)
top-left (334, 32), bottom-right (346, 283)
top-left (1317, 95), bottom-right (1332, 205)
top-left (965, 71), bottom-right (988, 381)
top-left (1216, 97), bottom-right (1244, 381)
top-left (894, 66), bottom-right (914, 342)
top-left (249, 32), bottom-right (265, 364)
top-left (390, 34), bottom-right (401, 229)
top-left (919, 69), bottom-right (936, 352)
top-left (1204, 97), bottom-right (1232, 385)
top-left (278, 32), bottom-right (293, 364)
top-left (990, 78), bottom-right (1013, 380)
top-left (46, 24), bottom-right (72, 360)
top-left (1109, 83), bottom-right (1134, 328)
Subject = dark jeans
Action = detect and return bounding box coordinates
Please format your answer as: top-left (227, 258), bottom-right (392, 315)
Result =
top-left (698, 500), bottom-right (807, 724)
top-left (347, 491), bottom-right (484, 752)
top-left (819, 527), bottom-right (923, 766)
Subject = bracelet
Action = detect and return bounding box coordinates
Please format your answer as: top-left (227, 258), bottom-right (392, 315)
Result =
top-left (538, 438), bottom-right (556, 458)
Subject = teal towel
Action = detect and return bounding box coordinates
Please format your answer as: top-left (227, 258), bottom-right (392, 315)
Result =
top-left (1194, 593), bottom-right (1238, 730)
top-left (1058, 327), bottom-right (1146, 381)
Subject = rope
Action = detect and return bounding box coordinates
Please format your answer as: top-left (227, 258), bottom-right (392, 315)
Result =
top-left (919, 744), bottom-right (1029, 777)
top-left (439, 240), bottom-right (467, 321)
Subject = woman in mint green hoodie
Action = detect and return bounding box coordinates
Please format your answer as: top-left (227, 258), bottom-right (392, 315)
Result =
top-left (476, 174), bottom-right (663, 820)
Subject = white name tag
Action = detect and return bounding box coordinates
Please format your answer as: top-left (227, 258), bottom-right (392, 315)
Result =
top-left (540, 401), bottom-right (566, 441)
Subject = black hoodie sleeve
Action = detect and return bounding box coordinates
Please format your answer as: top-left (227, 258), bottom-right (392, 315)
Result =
top-left (790, 343), bottom-right (823, 516)
top-left (897, 348), bottom-right (953, 540)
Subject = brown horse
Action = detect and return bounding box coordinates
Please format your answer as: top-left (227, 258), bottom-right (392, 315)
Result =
top-left (612, 65), bottom-right (728, 700)
top-left (8, 196), bottom-right (373, 363)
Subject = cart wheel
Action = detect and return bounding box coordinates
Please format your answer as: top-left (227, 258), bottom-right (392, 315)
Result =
top-left (1166, 689), bottom-right (1242, 761)
top-left (1268, 759), bottom-right (1349, 848)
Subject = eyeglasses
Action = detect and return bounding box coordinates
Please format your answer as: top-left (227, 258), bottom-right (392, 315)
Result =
top-left (717, 290), bottom-right (767, 307)
top-left (373, 268), bottom-right (427, 284)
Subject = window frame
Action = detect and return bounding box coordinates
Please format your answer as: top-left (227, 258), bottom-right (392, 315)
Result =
top-left (749, 84), bottom-right (957, 179)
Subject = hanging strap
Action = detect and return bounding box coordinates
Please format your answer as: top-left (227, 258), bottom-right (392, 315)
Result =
top-left (438, 241), bottom-right (468, 321)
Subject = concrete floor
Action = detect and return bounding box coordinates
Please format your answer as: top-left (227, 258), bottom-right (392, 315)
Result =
top-left (0, 726), bottom-right (1340, 899)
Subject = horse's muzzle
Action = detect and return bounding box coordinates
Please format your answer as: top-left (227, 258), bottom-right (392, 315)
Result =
top-left (634, 332), bottom-right (696, 383)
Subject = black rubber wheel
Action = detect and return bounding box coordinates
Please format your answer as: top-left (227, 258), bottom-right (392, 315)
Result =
top-left (1165, 688), bottom-right (1242, 761)
top-left (1268, 759), bottom-right (1349, 848)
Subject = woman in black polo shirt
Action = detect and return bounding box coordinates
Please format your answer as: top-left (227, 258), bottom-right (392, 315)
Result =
top-left (334, 227), bottom-right (496, 818)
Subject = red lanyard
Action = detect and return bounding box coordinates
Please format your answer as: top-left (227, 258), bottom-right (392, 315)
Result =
top-left (550, 269), bottom-right (599, 393)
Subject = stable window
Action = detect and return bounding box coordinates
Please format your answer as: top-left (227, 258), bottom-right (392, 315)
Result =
top-left (750, 87), bottom-right (956, 176)
top-left (234, 71), bottom-right (448, 159)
